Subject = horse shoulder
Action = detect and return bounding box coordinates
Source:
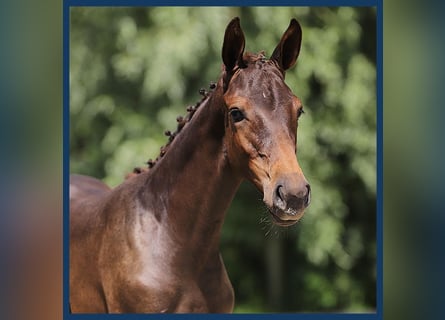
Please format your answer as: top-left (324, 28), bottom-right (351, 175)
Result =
top-left (96, 191), bottom-right (176, 312)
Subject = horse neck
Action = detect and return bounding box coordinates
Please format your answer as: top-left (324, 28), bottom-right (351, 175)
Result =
top-left (137, 86), bottom-right (242, 256)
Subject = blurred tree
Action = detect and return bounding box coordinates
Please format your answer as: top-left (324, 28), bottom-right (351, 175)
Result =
top-left (70, 7), bottom-right (376, 312)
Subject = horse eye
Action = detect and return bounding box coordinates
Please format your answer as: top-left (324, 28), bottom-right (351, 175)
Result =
top-left (297, 107), bottom-right (305, 118)
top-left (229, 108), bottom-right (245, 123)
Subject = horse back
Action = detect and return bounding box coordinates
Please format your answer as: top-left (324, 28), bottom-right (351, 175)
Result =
top-left (70, 174), bottom-right (111, 235)
top-left (70, 174), bottom-right (111, 200)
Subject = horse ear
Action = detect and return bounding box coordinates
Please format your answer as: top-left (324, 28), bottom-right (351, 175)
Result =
top-left (222, 17), bottom-right (245, 71)
top-left (271, 19), bottom-right (302, 71)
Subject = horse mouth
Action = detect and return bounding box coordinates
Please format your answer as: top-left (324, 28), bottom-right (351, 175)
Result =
top-left (268, 207), bottom-right (302, 227)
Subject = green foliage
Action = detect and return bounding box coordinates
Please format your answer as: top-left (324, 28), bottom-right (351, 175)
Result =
top-left (70, 7), bottom-right (376, 312)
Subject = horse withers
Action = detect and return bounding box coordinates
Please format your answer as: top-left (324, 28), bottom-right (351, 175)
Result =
top-left (70, 17), bottom-right (310, 313)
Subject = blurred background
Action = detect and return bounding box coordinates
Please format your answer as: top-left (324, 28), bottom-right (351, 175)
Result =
top-left (70, 7), bottom-right (376, 313)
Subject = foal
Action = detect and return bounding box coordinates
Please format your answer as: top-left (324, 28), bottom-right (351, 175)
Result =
top-left (70, 17), bottom-right (310, 313)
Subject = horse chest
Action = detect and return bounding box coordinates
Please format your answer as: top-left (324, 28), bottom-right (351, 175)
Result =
top-left (160, 266), bottom-right (234, 313)
top-left (143, 256), bottom-right (234, 313)
top-left (167, 275), bottom-right (233, 313)
top-left (196, 261), bottom-right (235, 313)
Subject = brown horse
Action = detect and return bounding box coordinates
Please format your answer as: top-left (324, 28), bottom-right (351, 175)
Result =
top-left (70, 17), bottom-right (310, 313)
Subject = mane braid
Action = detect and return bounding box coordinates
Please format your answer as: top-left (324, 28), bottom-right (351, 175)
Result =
top-left (125, 81), bottom-right (217, 180)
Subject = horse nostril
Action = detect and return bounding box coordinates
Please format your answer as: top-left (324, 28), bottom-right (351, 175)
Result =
top-left (275, 185), bottom-right (285, 203)
top-left (305, 184), bottom-right (311, 206)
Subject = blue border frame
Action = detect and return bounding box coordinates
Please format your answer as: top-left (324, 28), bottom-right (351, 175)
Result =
top-left (64, 0), bottom-right (378, 6)
top-left (376, 0), bottom-right (383, 318)
top-left (63, 0), bottom-right (71, 318)
top-left (63, 1), bottom-right (383, 319)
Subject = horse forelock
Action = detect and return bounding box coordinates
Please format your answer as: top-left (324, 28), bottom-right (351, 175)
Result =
top-left (227, 52), bottom-right (287, 102)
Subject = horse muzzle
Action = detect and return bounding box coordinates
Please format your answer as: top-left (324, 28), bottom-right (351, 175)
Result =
top-left (266, 176), bottom-right (311, 226)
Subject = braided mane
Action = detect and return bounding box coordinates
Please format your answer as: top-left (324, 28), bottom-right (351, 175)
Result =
top-left (125, 81), bottom-right (217, 179)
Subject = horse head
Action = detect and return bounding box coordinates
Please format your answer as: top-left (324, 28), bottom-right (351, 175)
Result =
top-left (221, 18), bottom-right (310, 226)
